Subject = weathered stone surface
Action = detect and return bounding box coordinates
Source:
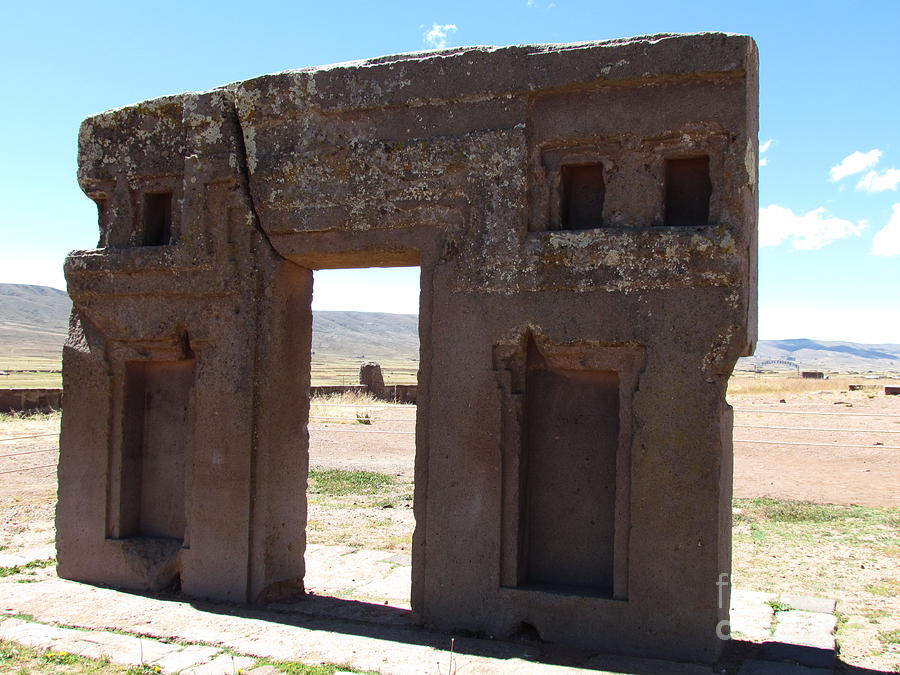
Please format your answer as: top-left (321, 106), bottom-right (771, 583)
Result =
top-left (59, 32), bottom-right (758, 663)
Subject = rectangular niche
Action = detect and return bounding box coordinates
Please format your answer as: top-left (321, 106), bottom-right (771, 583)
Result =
top-left (524, 364), bottom-right (618, 593)
top-left (118, 360), bottom-right (193, 540)
top-left (495, 337), bottom-right (644, 600)
top-left (142, 192), bottom-right (173, 246)
top-left (560, 163), bottom-right (605, 230)
top-left (533, 145), bottom-right (616, 232)
top-left (665, 156), bottom-right (711, 226)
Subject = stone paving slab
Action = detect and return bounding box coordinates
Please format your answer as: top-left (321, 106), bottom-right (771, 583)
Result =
top-left (153, 644), bottom-right (222, 672)
top-left (585, 652), bottom-right (716, 673)
top-left (270, 595), bottom-right (415, 626)
top-left (0, 618), bottom-right (70, 646)
top-left (181, 653), bottom-right (257, 674)
top-left (0, 575), bottom-right (684, 674)
top-left (352, 563), bottom-right (411, 603)
top-left (305, 546), bottom-right (401, 600)
top-left (730, 589), bottom-right (775, 642)
top-left (757, 642), bottom-right (835, 671)
top-left (737, 658), bottom-right (832, 675)
top-left (0, 617), bottom-right (181, 666)
top-left (772, 610), bottom-right (836, 651)
top-left (779, 594), bottom-right (836, 615)
top-left (0, 544), bottom-right (56, 568)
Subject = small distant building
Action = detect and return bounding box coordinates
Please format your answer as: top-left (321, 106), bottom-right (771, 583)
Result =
top-left (801, 371), bottom-right (824, 379)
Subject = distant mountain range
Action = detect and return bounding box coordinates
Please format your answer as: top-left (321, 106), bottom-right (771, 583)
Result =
top-left (739, 338), bottom-right (900, 373)
top-left (0, 283), bottom-right (897, 372)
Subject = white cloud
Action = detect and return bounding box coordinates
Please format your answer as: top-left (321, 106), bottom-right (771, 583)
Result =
top-left (857, 168), bottom-right (900, 193)
top-left (872, 203), bottom-right (900, 256)
top-left (423, 23), bottom-right (457, 49)
top-left (759, 204), bottom-right (866, 250)
top-left (758, 138), bottom-right (773, 167)
top-left (829, 149), bottom-right (882, 182)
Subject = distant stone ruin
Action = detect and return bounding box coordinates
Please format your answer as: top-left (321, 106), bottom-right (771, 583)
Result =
top-left (58, 33), bottom-right (758, 663)
top-left (358, 361), bottom-right (385, 392)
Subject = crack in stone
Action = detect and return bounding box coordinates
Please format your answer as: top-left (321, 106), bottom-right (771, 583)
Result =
top-left (225, 95), bottom-right (290, 263)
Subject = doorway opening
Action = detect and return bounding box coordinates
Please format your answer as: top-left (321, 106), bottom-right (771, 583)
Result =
top-left (304, 266), bottom-right (421, 614)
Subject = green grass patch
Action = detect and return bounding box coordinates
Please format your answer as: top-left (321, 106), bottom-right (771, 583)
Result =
top-left (741, 497), bottom-right (842, 523)
top-left (308, 469), bottom-right (395, 497)
top-left (766, 599), bottom-right (794, 613)
top-left (733, 498), bottom-right (900, 547)
top-left (0, 558), bottom-right (55, 578)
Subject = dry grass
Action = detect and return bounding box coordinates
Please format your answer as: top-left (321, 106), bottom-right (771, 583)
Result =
top-left (305, 459), bottom-right (414, 554)
top-left (727, 373), bottom-right (895, 397)
top-left (0, 355), bottom-right (62, 389)
top-left (733, 499), bottom-right (900, 673)
top-left (309, 390), bottom-right (414, 424)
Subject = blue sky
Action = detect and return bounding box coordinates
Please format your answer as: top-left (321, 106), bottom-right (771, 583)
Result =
top-left (1, 1), bottom-right (897, 343)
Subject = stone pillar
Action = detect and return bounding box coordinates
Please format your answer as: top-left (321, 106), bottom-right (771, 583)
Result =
top-left (359, 362), bottom-right (385, 397)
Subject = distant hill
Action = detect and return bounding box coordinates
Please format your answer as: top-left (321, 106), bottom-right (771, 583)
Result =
top-left (0, 284), bottom-right (71, 359)
top-left (1, 283), bottom-right (897, 372)
top-left (312, 311), bottom-right (418, 360)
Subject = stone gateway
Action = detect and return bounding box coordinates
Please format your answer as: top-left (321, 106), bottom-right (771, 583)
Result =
top-left (58, 33), bottom-right (758, 663)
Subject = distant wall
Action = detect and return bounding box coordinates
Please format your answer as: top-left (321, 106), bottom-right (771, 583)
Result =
top-left (0, 388), bottom-right (62, 412)
top-left (0, 382), bottom-right (416, 412)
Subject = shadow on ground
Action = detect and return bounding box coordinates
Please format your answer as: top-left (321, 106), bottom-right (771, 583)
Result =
top-left (180, 591), bottom-right (876, 674)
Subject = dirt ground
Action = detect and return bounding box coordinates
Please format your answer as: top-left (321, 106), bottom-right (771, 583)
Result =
top-left (0, 414), bottom-right (58, 557)
top-left (729, 385), bottom-right (900, 508)
top-left (307, 388), bottom-right (900, 507)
